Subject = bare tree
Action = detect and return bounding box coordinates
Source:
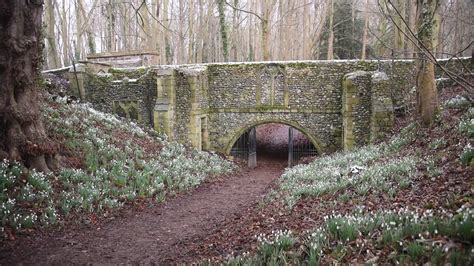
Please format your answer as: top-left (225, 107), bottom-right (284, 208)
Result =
top-left (361, 0), bottom-right (370, 59)
top-left (327, 0), bottom-right (334, 60)
top-left (201, 0), bottom-right (213, 62)
top-left (74, 0), bottom-right (84, 59)
top-left (45, 0), bottom-right (60, 69)
top-left (163, 0), bottom-right (173, 64)
top-left (225, 0), bottom-right (276, 61)
top-left (106, 0), bottom-right (117, 52)
top-left (41, 0), bottom-right (472, 65)
top-left (311, 0), bottom-right (329, 59)
top-left (406, 0), bottom-right (417, 58)
top-left (58, 0), bottom-right (70, 65)
top-left (217, 0), bottom-right (229, 61)
top-left (415, 0), bottom-right (439, 125)
top-left (138, 0), bottom-right (152, 50)
top-left (230, 0), bottom-right (239, 61)
top-left (393, 0), bottom-right (406, 57)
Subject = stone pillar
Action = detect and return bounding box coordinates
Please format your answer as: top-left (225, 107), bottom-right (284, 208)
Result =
top-left (188, 75), bottom-right (202, 150)
top-left (342, 71), bottom-right (372, 151)
top-left (153, 70), bottom-right (176, 139)
top-left (370, 72), bottom-right (393, 142)
top-left (200, 116), bottom-right (209, 151)
top-left (68, 63), bottom-right (86, 100)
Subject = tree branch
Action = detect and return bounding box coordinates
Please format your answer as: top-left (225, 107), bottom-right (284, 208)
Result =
top-left (224, 0), bottom-right (263, 21)
top-left (380, 0), bottom-right (473, 92)
top-left (272, 1), bottom-right (313, 27)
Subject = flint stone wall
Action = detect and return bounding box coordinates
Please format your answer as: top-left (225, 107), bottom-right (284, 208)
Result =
top-left (44, 58), bottom-right (471, 155)
top-left (205, 60), bottom-right (414, 153)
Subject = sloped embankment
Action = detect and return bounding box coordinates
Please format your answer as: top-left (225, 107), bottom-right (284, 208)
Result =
top-left (173, 86), bottom-right (473, 264)
top-left (0, 95), bottom-right (235, 239)
top-left (227, 87), bottom-right (473, 264)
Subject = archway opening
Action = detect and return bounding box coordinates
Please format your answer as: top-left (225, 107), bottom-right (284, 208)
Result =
top-left (256, 123), bottom-right (290, 161)
top-left (230, 122), bottom-right (318, 167)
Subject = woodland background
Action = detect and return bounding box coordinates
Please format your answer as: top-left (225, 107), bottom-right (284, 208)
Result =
top-left (42, 0), bottom-right (473, 69)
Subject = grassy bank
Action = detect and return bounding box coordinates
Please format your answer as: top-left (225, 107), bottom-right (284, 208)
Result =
top-left (1, 96), bottom-right (235, 237)
top-left (226, 92), bottom-right (473, 265)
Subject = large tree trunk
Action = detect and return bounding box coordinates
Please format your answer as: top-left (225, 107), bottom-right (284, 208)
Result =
top-left (0, 0), bottom-right (57, 172)
top-left (415, 0), bottom-right (439, 126)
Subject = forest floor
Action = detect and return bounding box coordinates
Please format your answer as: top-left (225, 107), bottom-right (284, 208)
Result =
top-left (0, 157), bottom-right (285, 264)
top-left (0, 83), bottom-right (472, 264)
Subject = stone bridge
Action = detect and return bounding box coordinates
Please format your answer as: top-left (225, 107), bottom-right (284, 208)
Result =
top-left (45, 58), bottom-right (470, 156)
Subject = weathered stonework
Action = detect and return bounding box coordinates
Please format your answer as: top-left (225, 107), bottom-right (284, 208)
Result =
top-left (43, 58), bottom-right (470, 155)
top-left (370, 72), bottom-right (393, 143)
top-left (82, 67), bottom-right (157, 125)
top-left (342, 71), bottom-right (372, 150)
top-left (87, 51), bottom-right (160, 67)
top-left (341, 70), bottom-right (394, 150)
top-left (154, 69), bottom-right (176, 139)
top-left (204, 61), bottom-right (414, 154)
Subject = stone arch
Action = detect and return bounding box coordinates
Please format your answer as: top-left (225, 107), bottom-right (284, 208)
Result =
top-left (224, 118), bottom-right (324, 155)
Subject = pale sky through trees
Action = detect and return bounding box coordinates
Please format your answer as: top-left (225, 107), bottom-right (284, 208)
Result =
top-left (43, 0), bottom-right (473, 69)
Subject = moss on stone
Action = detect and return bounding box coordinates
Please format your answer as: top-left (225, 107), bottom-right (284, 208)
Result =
top-left (70, 58), bottom-right (456, 155)
top-left (109, 67), bottom-right (148, 79)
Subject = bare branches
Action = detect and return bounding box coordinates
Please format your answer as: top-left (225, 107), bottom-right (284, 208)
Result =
top-left (379, 0), bottom-right (473, 93)
top-left (224, 0), bottom-right (263, 21)
top-left (43, 0), bottom-right (472, 68)
top-left (272, 1), bottom-right (313, 26)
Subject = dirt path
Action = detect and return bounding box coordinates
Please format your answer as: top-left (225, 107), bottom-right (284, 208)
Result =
top-left (0, 158), bottom-right (285, 264)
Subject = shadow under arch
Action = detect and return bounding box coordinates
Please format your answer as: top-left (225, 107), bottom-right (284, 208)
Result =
top-left (224, 118), bottom-right (324, 155)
